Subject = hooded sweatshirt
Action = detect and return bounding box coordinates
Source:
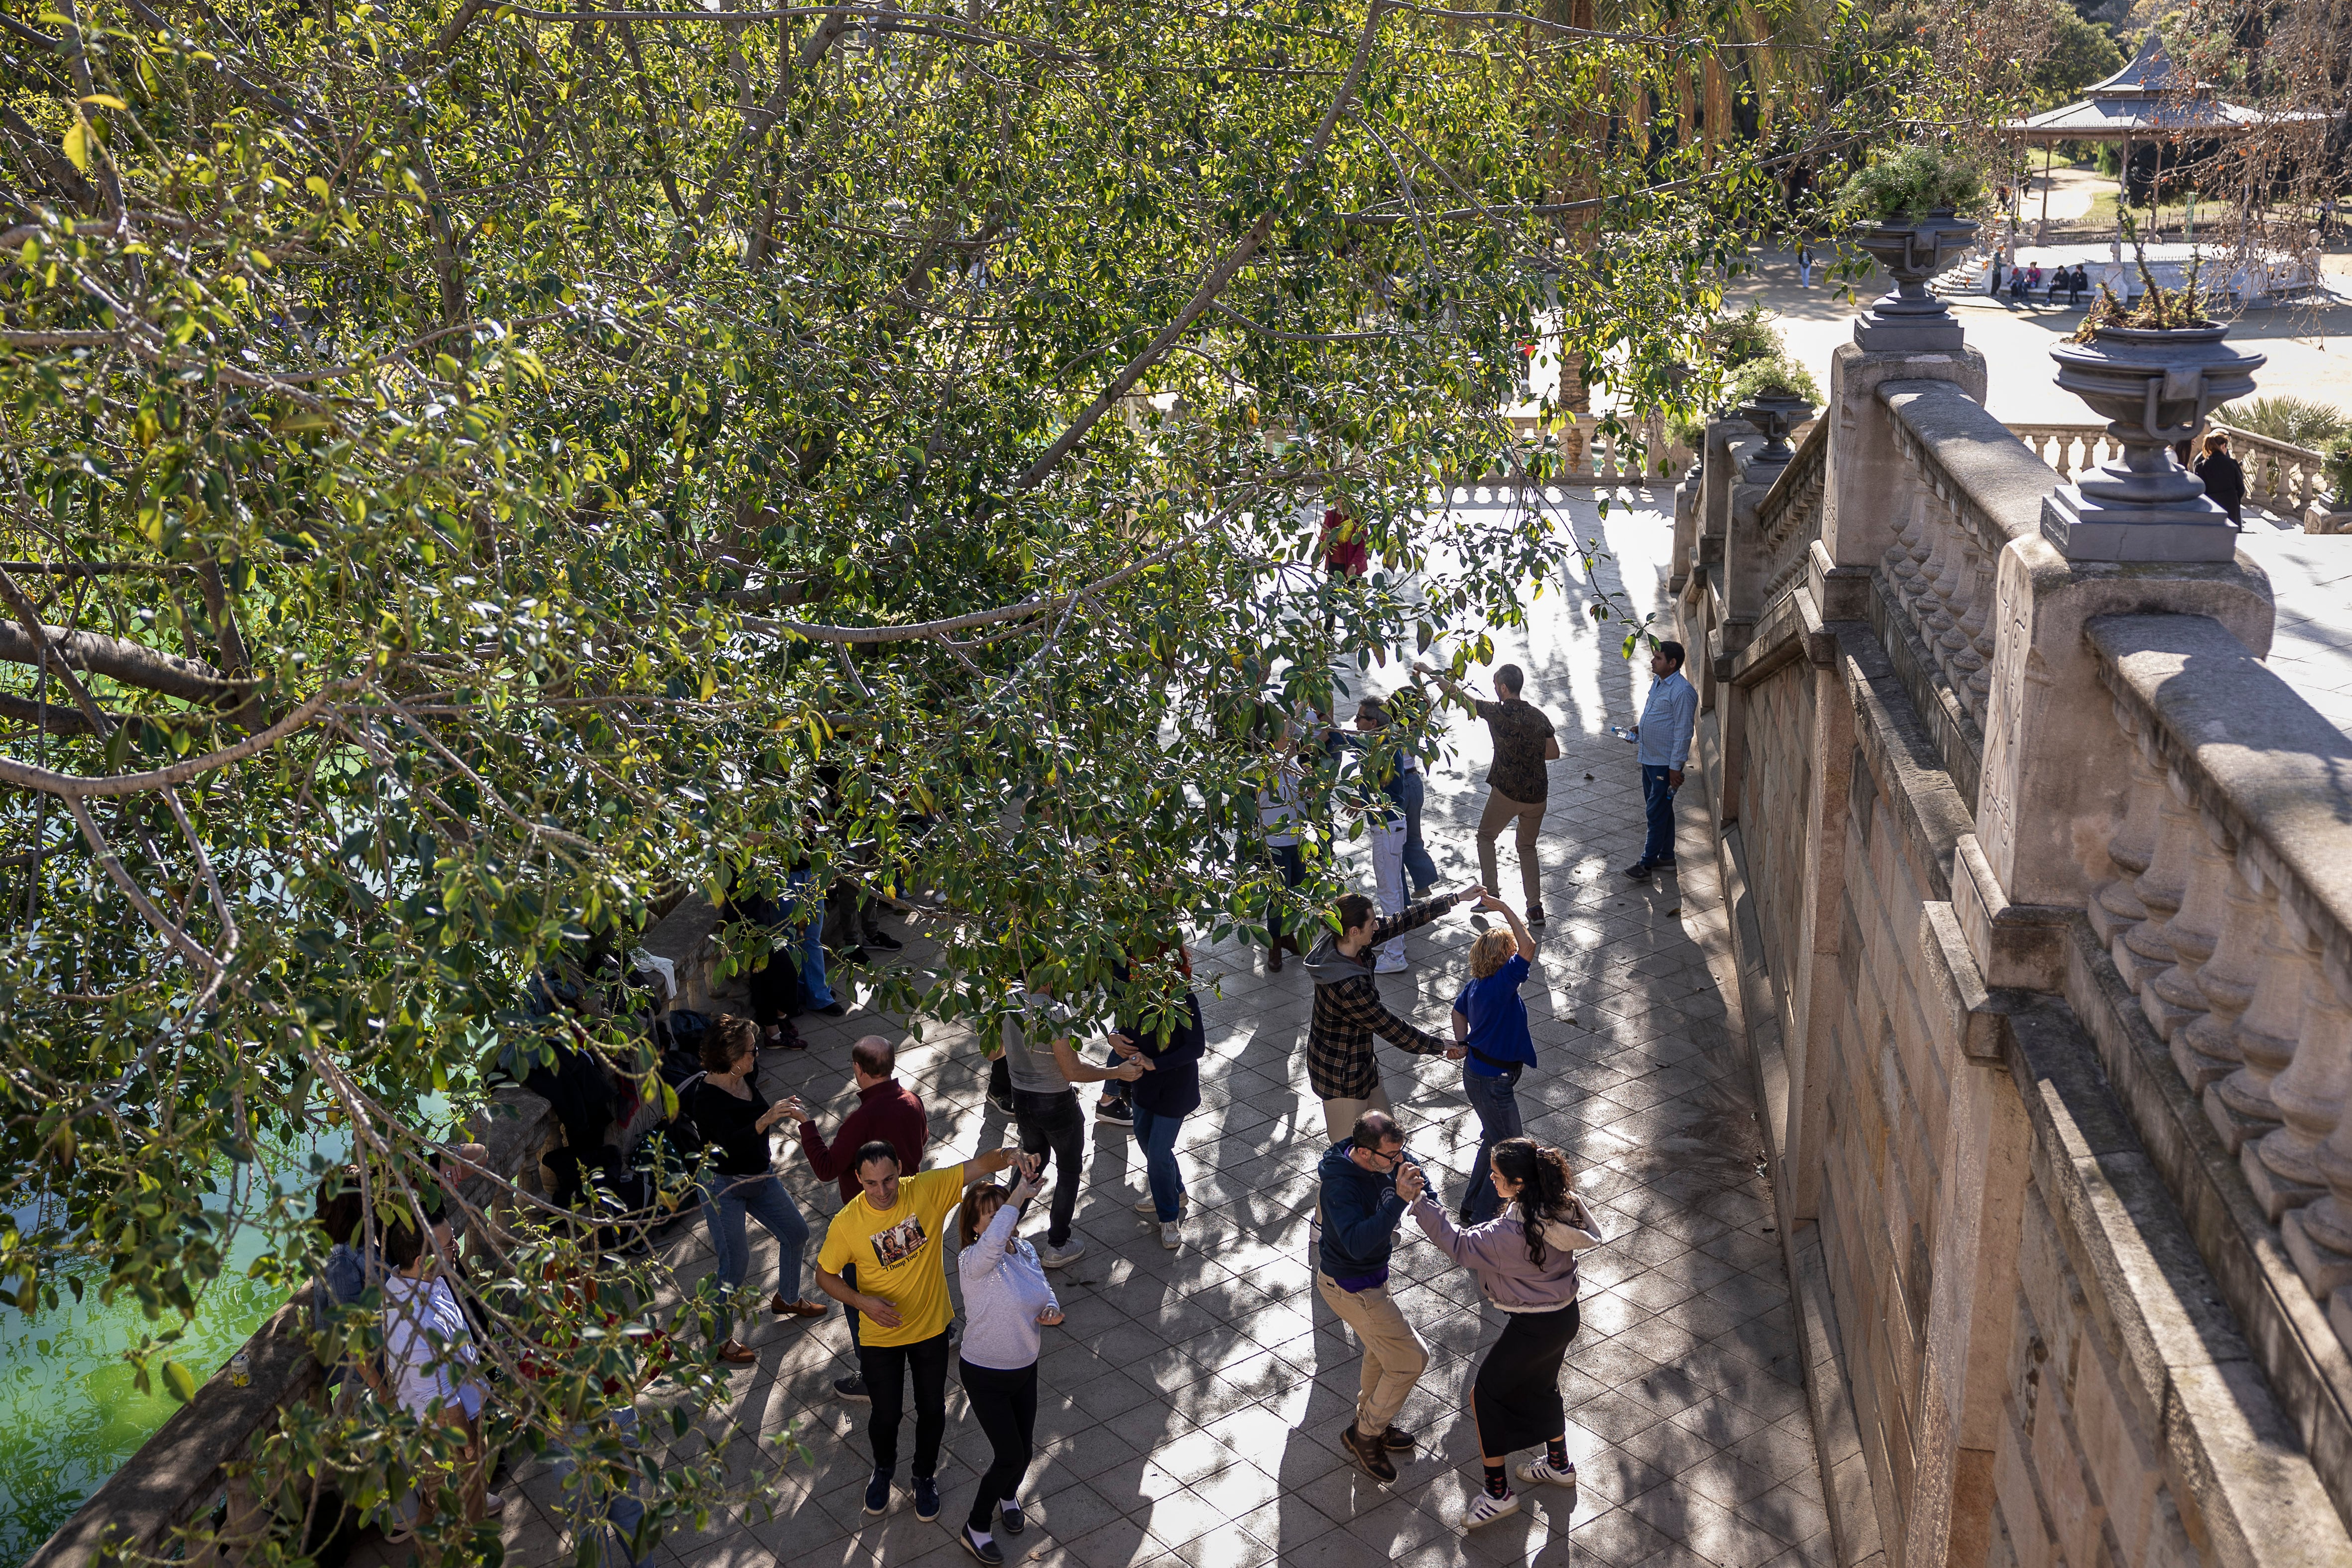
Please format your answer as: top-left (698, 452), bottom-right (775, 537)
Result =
top-left (1406, 1190), bottom-right (1604, 1313)
top-left (1315, 1137), bottom-right (1410, 1290)
top-left (1299, 894), bottom-right (1453, 1100)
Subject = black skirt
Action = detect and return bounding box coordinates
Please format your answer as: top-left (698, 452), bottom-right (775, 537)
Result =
top-left (1472, 1299), bottom-right (1582, 1456)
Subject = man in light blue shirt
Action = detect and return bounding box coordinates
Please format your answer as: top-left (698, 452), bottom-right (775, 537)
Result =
top-left (1625, 640), bottom-right (1697, 879)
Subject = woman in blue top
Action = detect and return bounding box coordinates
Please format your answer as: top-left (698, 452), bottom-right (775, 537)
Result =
top-left (1452, 894), bottom-right (1538, 1223)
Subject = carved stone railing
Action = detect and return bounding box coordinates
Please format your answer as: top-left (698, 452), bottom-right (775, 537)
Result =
top-left (2085, 611), bottom-right (2352, 1362)
top-left (2010, 419), bottom-right (2344, 528)
top-left (1875, 383), bottom-right (2058, 807)
top-left (1753, 414), bottom-right (1828, 606)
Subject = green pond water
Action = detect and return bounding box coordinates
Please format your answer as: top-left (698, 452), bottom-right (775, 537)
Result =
top-left (0, 1239), bottom-right (288, 1568)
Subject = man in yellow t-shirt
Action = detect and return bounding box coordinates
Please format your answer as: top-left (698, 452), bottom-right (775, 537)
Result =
top-left (816, 1139), bottom-right (1023, 1524)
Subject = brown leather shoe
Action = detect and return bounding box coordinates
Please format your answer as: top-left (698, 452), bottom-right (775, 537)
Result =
top-left (716, 1340), bottom-right (757, 1365)
top-left (1341, 1424), bottom-right (1397, 1483)
top-left (771, 1295), bottom-right (828, 1319)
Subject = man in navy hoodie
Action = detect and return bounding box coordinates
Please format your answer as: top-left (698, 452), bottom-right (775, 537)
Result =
top-left (1315, 1109), bottom-right (1427, 1483)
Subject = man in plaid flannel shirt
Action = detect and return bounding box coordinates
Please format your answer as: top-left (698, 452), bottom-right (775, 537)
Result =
top-left (1300, 885), bottom-right (1483, 1140)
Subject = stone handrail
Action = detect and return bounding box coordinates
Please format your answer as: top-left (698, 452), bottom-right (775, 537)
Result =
top-left (2084, 611), bottom-right (2352, 1355)
top-left (26, 1086), bottom-right (561, 1568)
top-left (1878, 380), bottom-right (2058, 732)
top-left (2010, 420), bottom-right (2341, 525)
top-left (1753, 412), bottom-right (1827, 605)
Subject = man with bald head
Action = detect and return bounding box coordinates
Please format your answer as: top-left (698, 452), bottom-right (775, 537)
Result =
top-left (781, 1035), bottom-right (929, 1401)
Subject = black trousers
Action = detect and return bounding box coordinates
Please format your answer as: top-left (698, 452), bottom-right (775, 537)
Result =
top-left (1011, 1088), bottom-right (1084, 1247)
top-left (959, 1358), bottom-right (1039, 1530)
top-left (857, 1328), bottom-right (952, 1475)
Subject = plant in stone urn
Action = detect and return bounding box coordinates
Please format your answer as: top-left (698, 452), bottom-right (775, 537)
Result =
top-left (1729, 356), bottom-right (1820, 470)
top-left (2043, 232), bottom-right (2265, 561)
top-left (1834, 146), bottom-right (1984, 351)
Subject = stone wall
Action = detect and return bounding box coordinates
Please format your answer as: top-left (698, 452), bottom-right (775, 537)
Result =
top-left (1674, 335), bottom-right (2352, 1568)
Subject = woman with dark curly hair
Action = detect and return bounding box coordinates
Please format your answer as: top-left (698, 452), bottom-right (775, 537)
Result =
top-left (1397, 1138), bottom-right (1604, 1531)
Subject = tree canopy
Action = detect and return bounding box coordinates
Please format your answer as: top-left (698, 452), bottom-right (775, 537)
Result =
top-left (0, 1), bottom-right (1943, 1559)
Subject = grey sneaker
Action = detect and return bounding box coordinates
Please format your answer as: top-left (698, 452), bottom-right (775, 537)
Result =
top-left (1038, 1237), bottom-right (1087, 1268)
top-left (1159, 1220), bottom-right (1180, 1251)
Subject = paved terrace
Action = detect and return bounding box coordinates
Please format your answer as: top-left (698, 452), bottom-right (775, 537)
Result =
top-left (360, 489), bottom-right (1832, 1568)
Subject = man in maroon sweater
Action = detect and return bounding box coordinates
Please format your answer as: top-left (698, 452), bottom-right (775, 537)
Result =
top-left (780, 1034), bottom-right (929, 1402)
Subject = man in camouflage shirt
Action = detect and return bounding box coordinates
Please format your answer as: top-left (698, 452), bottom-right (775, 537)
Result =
top-left (1299, 887), bottom-right (1481, 1140)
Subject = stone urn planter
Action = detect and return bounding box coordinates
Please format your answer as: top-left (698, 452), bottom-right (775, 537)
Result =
top-left (1737, 392), bottom-right (1814, 476)
top-left (2041, 321), bottom-right (2265, 562)
top-left (1852, 210), bottom-right (1979, 351)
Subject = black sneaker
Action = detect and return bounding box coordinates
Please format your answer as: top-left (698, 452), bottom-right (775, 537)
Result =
top-left (1527, 904), bottom-right (1546, 928)
top-left (1095, 1096), bottom-right (1134, 1126)
top-left (863, 1468), bottom-right (891, 1516)
top-left (834, 1373), bottom-right (870, 1403)
top-left (987, 1090), bottom-right (1015, 1114)
top-left (913, 1475), bottom-right (941, 1523)
top-left (866, 929), bottom-right (905, 951)
top-left (998, 1500), bottom-right (1025, 1536)
top-left (1622, 860), bottom-right (1654, 880)
top-left (960, 1528), bottom-right (1005, 1566)
top-left (816, 1000), bottom-right (849, 1017)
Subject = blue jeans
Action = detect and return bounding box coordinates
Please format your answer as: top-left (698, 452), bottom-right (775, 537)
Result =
top-left (547, 1409), bottom-right (654, 1568)
top-left (1641, 764), bottom-right (1679, 866)
top-left (703, 1171), bottom-right (810, 1335)
top-left (786, 869), bottom-right (834, 1007)
top-left (1462, 1062), bottom-right (1525, 1224)
top-left (1130, 1105), bottom-right (1186, 1221)
top-left (1400, 771), bottom-right (1438, 895)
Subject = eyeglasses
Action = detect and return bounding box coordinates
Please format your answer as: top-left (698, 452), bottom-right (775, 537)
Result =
top-left (1364, 1146), bottom-right (1408, 1167)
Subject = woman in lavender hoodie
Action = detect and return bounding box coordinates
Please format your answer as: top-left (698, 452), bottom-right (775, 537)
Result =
top-left (1398, 1137), bottom-right (1603, 1531)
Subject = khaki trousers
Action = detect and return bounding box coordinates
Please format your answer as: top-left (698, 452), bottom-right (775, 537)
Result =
top-left (1318, 1081), bottom-right (1392, 1144)
top-left (1315, 1273), bottom-right (1429, 1435)
top-left (1476, 788), bottom-right (1544, 909)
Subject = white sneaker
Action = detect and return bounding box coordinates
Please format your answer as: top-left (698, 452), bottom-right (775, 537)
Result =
top-left (1038, 1237), bottom-right (1087, 1268)
top-left (1159, 1220), bottom-right (1180, 1250)
top-left (482, 1491), bottom-right (507, 1517)
top-left (1462, 1489), bottom-right (1521, 1531)
top-left (1516, 1458), bottom-right (1577, 1487)
top-left (1373, 955), bottom-right (1410, 974)
top-left (1133, 1192), bottom-right (1191, 1214)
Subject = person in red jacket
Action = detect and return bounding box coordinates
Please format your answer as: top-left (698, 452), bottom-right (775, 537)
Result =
top-left (781, 1034), bottom-right (930, 1403)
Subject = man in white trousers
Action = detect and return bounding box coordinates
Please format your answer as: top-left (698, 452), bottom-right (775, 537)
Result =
top-left (1351, 698), bottom-right (1411, 974)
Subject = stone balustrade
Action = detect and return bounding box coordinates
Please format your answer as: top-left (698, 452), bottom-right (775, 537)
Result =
top-left (2010, 419), bottom-right (2345, 530)
top-left (1752, 412), bottom-right (1827, 604)
top-left (2085, 613), bottom-right (2352, 1339)
top-left (1677, 309), bottom-right (2352, 1565)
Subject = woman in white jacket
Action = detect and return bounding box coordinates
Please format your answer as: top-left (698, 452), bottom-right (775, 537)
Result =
top-left (953, 1162), bottom-right (1062, 1565)
top-left (1398, 1137), bottom-right (1604, 1531)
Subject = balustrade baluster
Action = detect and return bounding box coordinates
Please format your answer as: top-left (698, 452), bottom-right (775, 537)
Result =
top-left (2142, 810), bottom-right (2234, 1042)
top-left (2246, 965), bottom-right (2352, 1222)
top-left (1922, 492), bottom-right (1966, 643)
top-left (2178, 851), bottom-right (2271, 1090)
top-left (2114, 767), bottom-right (2198, 991)
top-left (1885, 484), bottom-right (1927, 599)
top-left (2293, 968), bottom-right (2352, 1295)
top-left (2210, 897), bottom-right (2319, 1153)
top-left (2090, 718), bottom-right (2164, 946)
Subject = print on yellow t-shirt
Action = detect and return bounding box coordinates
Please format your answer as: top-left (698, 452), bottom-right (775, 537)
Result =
top-left (817, 1164), bottom-right (964, 1348)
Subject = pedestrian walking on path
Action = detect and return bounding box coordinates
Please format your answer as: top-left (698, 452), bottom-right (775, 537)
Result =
top-left (1414, 661), bottom-right (1559, 925)
top-left (1387, 686), bottom-right (1442, 896)
top-left (1301, 887), bottom-right (1480, 1140)
top-left (778, 1034), bottom-right (929, 1400)
top-left (372, 1214), bottom-right (502, 1536)
top-left (1002, 985), bottom-right (1147, 1268)
top-left (1339, 697), bottom-right (1413, 972)
top-left (1257, 733), bottom-right (1309, 972)
top-left (1316, 1110), bottom-right (1430, 1484)
top-left (690, 1017), bottom-right (826, 1367)
top-left (1452, 896), bottom-right (1538, 1224)
top-left (954, 1163), bottom-right (1061, 1565)
top-left (1110, 947), bottom-right (1207, 1248)
top-left (1796, 244), bottom-right (1814, 287)
top-left (1623, 640), bottom-right (1697, 880)
top-left (2195, 432), bottom-right (2247, 528)
top-left (1398, 1139), bottom-right (1604, 1532)
top-left (815, 1141), bottom-right (1024, 1523)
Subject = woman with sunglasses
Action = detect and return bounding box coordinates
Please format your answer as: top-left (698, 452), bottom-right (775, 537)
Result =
top-left (1397, 1137), bottom-right (1603, 1530)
